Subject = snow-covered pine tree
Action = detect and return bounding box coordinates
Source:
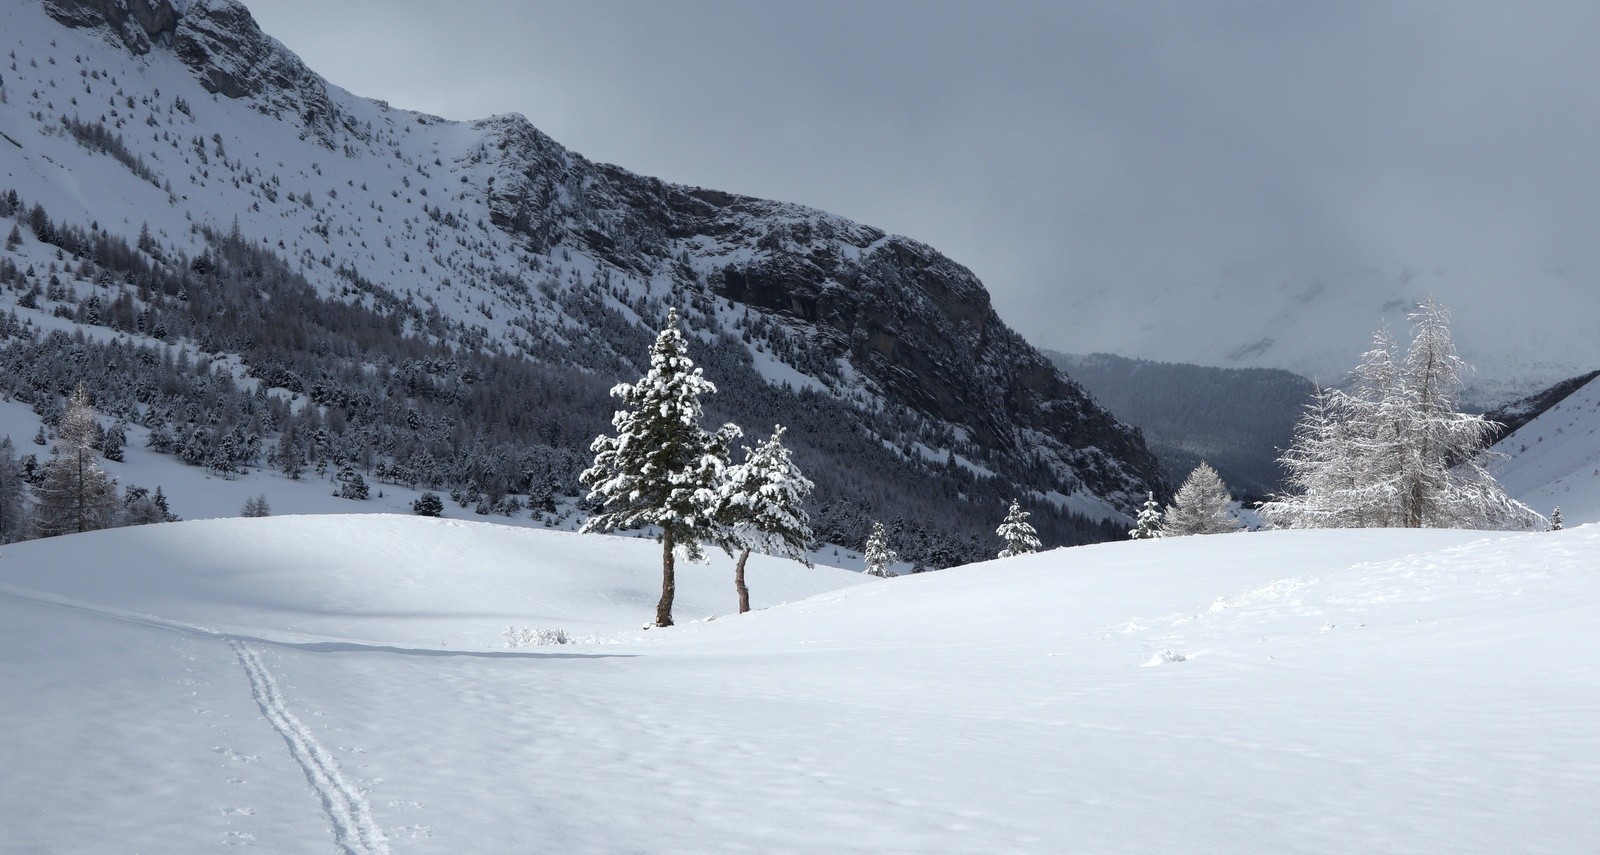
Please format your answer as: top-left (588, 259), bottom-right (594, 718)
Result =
top-left (996, 499), bottom-right (1040, 557)
top-left (33, 386), bottom-right (120, 537)
top-left (1161, 462), bottom-right (1238, 536)
top-left (1262, 299), bottom-right (1542, 530)
top-left (1549, 507), bottom-right (1563, 531)
top-left (863, 520), bottom-right (898, 577)
top-left (1128, 492), bottom-right (1163, 539)
top-left (714, 425), bottom-right (815, 613)
top-left (101, 422), bottom-right (125, 462)
top-left (413, 492), bottom-right (444, 517)
top-left (581, 309), bottom-right (740, 627)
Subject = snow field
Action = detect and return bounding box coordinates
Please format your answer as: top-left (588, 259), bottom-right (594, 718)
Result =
top-left (3, 518), bottom-right (1598, 852)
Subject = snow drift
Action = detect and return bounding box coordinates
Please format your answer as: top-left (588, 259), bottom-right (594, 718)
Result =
top-left (3, 516), bottom-right (1597, 853)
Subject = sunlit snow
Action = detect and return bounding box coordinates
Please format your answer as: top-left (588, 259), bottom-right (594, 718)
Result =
top-left (4, 517), bottom-right (1597, 852)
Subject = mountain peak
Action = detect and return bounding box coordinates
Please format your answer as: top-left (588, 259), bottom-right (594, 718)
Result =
top-left (43, 0), bottom-right (358, 146)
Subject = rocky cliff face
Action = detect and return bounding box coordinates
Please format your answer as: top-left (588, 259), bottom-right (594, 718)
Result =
top-left (469, 111), bottom-right (1167, 508)
top-left (42, 0), bottom-right (177, 55)
top-left (46, 0), bottom-right (360, 144)
top-left (14, 0), bottom-right (1167, 540)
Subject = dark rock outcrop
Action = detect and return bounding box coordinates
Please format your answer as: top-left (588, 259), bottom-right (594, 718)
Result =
top-left (43, 0), bottom-right (178, 54)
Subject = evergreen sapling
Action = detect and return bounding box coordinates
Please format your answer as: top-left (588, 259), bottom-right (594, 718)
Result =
top-left (1129, 492), bottom-right (1163, 539)
top-left (864, 521), bottom-right (898, 578)
top-left (996, 499), bottom-right (1040, 558)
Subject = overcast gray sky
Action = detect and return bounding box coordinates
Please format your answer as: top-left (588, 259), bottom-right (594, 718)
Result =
top-left (246, 1), bottom-right (1600, 359)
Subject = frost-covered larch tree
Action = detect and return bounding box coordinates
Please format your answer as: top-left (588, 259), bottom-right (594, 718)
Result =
top-left (1128, 492), bottom-right (1163, 540)
top-left (33, 385), bottom-right (120, 538)
top-left (996, 499), bottom-right (1040, 558)
top-left (581, 309), bottom-right (739, 627)
top-left (1161, 462), bottom-right (1238, 536)
top-left (863, 521), bottom-right (898, 578)
top-left (714, 425), bottom-right (815, 613)
top-left (1262, 299), bottom-right (1542, 530)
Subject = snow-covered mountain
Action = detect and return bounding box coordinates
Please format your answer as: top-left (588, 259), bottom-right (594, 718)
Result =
top-left (0, 0), bottom-right (1167, 559)
top-left (4, 515), bottom-right (1598, 851)
top-left (1056, 264), bottom-right (1600, 406)
top-left (1490, 372), bottom-right (1600, 525)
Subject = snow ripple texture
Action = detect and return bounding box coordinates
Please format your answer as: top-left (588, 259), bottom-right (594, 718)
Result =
top-left (230, 641), bottom-right (390, 855)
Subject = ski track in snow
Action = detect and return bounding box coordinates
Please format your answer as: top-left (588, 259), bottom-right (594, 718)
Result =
top-left (230, 640), bottom-right (391, 855)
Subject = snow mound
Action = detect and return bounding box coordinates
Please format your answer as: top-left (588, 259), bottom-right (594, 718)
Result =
top-left (0, 514), bottom-right (864, 646)
top-left (1140, 648), bottom-right (1190, 666)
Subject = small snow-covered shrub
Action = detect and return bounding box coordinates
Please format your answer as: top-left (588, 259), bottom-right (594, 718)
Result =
top-left (503, 626), bottom-right (570, 647)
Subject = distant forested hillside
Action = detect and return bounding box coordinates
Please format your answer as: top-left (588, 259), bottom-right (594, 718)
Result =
top-left (1048, 352), bottom-right (1315, 499)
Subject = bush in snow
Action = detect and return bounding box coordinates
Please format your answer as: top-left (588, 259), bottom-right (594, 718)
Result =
top-left (1549, 507), bottom-right (1563, 531)
top-left (1261, 299), bottom-right (1542, 530)
top-left (581, 309), bottom-right (739, 627)
top-left (996, 499), bottom-right (1040, 557)
top-left (864, 521), bottom-right (899, 577)
top-left (1161, 462), bottom-right (1238, 537)
top-left (413, 492), bottom-right (444, 517)
top-left (503, 626), bottom-right (571, 647)
top-left (336, 468), bottom-right (369, 501)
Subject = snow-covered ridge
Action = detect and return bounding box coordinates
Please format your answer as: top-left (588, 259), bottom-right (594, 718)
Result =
top-left (1491, 373), bottom-right (1600, 524)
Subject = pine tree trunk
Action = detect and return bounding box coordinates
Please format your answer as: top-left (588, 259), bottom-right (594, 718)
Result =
top-left (656, 528), bottom-right (676, 627)
top-left (75, 448), bottom-right (86, 534)
top-left (734, 547), bottom-right (751, 614)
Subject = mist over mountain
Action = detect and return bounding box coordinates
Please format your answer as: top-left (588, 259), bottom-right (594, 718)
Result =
top-left (1055, 268), bottom-right (1599, 407)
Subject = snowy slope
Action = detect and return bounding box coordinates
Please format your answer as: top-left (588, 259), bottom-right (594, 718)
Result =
top-left (1491, 374), bottom-right (1600, 524)
top-left (4, 517), bottom-right (1598, 853)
